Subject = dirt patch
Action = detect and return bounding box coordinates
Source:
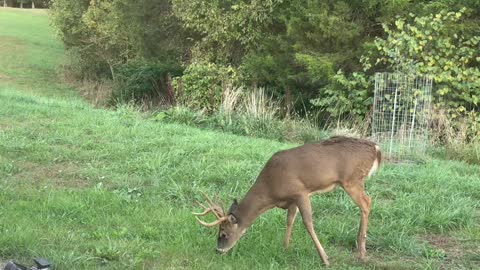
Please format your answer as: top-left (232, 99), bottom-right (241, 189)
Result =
top-left (74, 79), bottom-right (114, 107)
top-left (0, 72), bottom-right (12, 80)
top-left (420, 234), bottom-right (479, 269)
top-left (0, 36), bottom-right (27, 76)
top-left (0, 36), bottom-right (26, 53)
top-left (11, 161), bottom-right (90, 189)
top-left (423, 234), bottom-right (463, 260)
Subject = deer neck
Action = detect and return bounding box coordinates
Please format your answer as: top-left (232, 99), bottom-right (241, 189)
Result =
top-left (233, 182), bottom-right (273, 229)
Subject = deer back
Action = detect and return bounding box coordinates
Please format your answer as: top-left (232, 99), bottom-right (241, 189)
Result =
top-left (256, 136), bottom-right (380, 200)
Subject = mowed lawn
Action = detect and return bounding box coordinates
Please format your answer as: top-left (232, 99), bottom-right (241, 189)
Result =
top-left (0, 8), bottom-right (479, 270)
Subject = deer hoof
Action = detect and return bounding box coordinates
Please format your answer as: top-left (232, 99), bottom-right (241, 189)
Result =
top-left (356, 252), bottom-right (368, 262)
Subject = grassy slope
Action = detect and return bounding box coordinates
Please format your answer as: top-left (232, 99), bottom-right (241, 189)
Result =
top-left (0, 8), bottom-right (479, 269)
top-left (0, 8), bottom-right (75, 98)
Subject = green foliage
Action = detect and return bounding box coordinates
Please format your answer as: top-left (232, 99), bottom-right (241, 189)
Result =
top-left (49, 0), bottom-right (90, 48)
top-left (371, 9), bottom-right (480, 139)
top-left (111, 61), bottom-right (183, 105)
top-left (311, 71), bottom-right (372, 121)
top-left (80, 0), bottom-right (143, 68)
top-left (50, 0), bottom-right (186, 79)
top-left (49, 0), bottom-right (480, 141)
top-left (295, 53), bottom-right (335, 85)
top-left (172, 0), bottom-right (284, 64)
top-left (178, 62), bottom-right (237, 112)
top-left (62, 46), bottom-right (111, 80)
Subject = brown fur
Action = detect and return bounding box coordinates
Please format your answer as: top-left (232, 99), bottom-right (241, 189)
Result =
top-left (197, 136), bottom-right (382, 266)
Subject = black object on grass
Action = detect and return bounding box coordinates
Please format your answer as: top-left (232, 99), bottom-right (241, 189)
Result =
top-left (3, 258), bottom-right (52, 270)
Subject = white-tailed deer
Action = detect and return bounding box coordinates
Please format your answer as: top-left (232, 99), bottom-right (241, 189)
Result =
top-left (193, 136), bottom-right (381, 266)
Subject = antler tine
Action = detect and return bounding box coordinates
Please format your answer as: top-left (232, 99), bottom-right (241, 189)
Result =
top-left (214, 194), bottom-right (226, 217)
top-left (195, 216), bottom-right (228, 227)
top-left (194, 201), bottom-right (208, 210)
top-left (201, 191), bottom-right (223, 219)
top-left (192, 208), bottom-right (213, 216)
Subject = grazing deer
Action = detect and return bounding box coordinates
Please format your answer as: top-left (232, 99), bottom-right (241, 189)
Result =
top-left (193, 136), bottom-right (381, 266)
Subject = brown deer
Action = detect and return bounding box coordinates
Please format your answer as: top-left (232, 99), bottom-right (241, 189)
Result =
top-left (193, 136), bottom-right (381, 266)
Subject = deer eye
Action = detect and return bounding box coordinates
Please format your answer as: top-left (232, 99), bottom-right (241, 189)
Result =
top-left (220, 232), bottom-right (228, 238)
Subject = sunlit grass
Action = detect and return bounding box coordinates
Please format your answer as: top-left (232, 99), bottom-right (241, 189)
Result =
top-left (1, 90), bottom-right (479, 269)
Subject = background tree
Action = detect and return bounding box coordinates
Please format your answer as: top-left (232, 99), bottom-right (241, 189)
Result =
top-left (50, 0), bottom-right (186, 79)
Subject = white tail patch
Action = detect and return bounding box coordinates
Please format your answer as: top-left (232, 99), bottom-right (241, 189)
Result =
top-left (367, 145), bottom-right (380, 177)
top-left (367, 159), bottom-right (378, 177)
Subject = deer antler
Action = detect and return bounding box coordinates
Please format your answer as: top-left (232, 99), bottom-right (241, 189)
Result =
top-left (195, 215), bottom-right (229, 227)
top-left (193, 192), bottom-right (227, 227)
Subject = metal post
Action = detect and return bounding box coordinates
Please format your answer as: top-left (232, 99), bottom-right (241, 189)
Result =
top-left (389, 84), bottom-right (398, 156)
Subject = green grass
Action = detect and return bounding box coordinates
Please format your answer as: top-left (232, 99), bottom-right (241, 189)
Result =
top-left (0, 8), bottom-right (479, 269)
top-left (0, 8), bottom-right (76, 98)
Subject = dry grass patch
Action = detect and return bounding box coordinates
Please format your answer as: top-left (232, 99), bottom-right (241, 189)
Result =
top-left (11, 161), bottom-right (89, 189)
top-left (74, 79), bottom-right (114, 107)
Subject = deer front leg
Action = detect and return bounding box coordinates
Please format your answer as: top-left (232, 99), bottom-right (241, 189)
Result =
top-left (342, 183), bottom-right (371, 260)
top-left (284, 204), bottom-right (298, 249)
top-left (297, 196), bottom-right (330, 266)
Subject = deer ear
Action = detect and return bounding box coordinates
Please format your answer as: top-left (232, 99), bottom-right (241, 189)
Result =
top-left (228, 199), bottom-right (239, 214)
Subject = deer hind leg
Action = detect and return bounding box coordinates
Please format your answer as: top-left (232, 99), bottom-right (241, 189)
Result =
top-left (284, 204), bottom-right (298, 249)
top-left (342, 182), bottom-right (371, 260)
top-left (297, 196), bottom-right (330, 266)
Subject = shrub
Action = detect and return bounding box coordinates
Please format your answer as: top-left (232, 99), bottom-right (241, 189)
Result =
top-left (176, 62), bottom-right (237, 113)
top-left (311, 71), bottom-right (372, 122)
top-left (61, 47), bottom-right (111, 80)
top-left (111, 61), bottom-right (183, 107)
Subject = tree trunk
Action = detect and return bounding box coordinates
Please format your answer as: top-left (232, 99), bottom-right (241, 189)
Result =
top-left (176, 77), bottom-right (183, 102)
top-left (31, 1), bottom-right (34, 8)
top-left (3, 0), bottom-right (6, 7)
top-left (284, 86), bottom-right (292, 116)
top-left (108, 63), bottom-right (115, 80)
top-left (165, 73), bottom-right (175, 106)
top-left (20, 2), bottom-right (23, 8)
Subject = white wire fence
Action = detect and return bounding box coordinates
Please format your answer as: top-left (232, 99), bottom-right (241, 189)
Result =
top-left (372, 73), bottom-right (433, 161)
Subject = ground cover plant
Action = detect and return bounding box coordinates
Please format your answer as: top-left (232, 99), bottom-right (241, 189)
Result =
top-left (0, 8), bottom-right (479, 269)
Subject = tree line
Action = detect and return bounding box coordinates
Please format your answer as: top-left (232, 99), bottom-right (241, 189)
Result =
top-left (49, 0), bottom-right (480, 140)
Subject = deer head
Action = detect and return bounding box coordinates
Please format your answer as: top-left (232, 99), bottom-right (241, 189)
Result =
top-left (193, 193), bottom-right (243, 254)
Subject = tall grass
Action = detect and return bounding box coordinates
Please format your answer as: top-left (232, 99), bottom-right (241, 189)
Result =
top-left (429, 109), bottom-right (480, 164)
top-left (159, 87), bottom-right (328, 143)
top-left (220, 84), bottom-right (242, 116)
top-left (243, 87), bottom-right (278, 121)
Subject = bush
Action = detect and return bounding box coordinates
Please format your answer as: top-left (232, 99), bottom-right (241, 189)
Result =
top-left (177, 62), bottom-right (237, 113)
top-left (61, 47), bottom-right (111, 80)
top-left (311, 71), bottom-right (372, 122)
top-left (111, 61), bottom-right (183, 106)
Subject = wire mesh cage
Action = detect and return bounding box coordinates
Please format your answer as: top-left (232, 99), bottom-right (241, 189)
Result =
top-left (372, 73), bottom-right (433, 161)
